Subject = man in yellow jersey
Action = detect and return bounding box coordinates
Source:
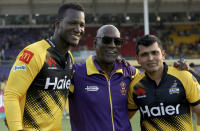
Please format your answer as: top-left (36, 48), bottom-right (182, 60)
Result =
top-left (128, 35), bottom-right (200, 131)
top-left (3, 3), bottom-right (85, 131)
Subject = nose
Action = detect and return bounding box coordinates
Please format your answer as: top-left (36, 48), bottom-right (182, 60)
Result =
top-left (74, 25), bottom-right (84, 34)
top-left (108, 39), bottom-right (116, 47)
top-left (148, 54), bottom-right (154, 60)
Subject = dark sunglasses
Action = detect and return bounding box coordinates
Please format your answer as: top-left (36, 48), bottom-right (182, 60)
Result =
top-left (96, 36), bottom-right (124, 46)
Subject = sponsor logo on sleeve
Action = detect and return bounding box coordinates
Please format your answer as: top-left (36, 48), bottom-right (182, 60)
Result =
top-left (19, 50), bottom-right (34, 64)
top-left (13, 65), bottom-right (26, 72)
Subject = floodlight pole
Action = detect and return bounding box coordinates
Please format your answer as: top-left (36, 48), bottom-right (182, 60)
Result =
top-left (143, 0), bottom-right (149, 35)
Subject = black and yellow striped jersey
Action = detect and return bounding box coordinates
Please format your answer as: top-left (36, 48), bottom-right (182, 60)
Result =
top-left (4, 39), bottom-right (73, 131)
top-left (128, 63), bottom-right (200, 131)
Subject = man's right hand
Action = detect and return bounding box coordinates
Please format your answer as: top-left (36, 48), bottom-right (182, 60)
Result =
top-left (173, 59), bottom-right (189, 71)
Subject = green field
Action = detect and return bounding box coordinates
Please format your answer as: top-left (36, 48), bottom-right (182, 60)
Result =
top-left (0, 112), bottom-right (197, 131)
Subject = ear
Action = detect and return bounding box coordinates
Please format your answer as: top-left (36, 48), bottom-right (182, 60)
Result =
top-left (136, 55), bottom-right (140, 65)
top-left (94, 39), bottom-right (97, 49)
top-left (161, 50), bottom-right (166, 60)
top-left (54, 19), bottom-right (60, 29)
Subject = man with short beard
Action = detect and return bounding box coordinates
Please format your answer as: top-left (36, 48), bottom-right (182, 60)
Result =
top-left (128, 35), bottom-right (200, 131)
top-left (3, 3), bottom-right (85, 131)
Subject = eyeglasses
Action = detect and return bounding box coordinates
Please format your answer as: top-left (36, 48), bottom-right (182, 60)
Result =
top-left (96, 36), bottom-right (124, 46)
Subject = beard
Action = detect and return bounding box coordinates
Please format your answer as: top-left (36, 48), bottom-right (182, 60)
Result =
top-left (60, 35), bottom-right (79, 47)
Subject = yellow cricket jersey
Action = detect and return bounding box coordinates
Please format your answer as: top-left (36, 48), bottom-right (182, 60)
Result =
top-left (3, 39), bottom-right (73, 131)
top-left (128, 63), bottom-right (200, 131)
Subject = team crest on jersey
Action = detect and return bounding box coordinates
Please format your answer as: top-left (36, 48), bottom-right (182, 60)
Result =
top-left (136, 88), bottom-right (146, 98)
top-left (19, 50), bottom-right (34, 64)
top-left (120, 81), bottom-right (127, 95)
top-left (169, 80), bottom-right (180, 94)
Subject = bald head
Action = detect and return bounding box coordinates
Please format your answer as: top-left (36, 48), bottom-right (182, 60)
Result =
top-left (96, 25), bottom-right (120, 38)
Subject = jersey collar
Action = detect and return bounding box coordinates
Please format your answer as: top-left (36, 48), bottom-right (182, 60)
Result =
top-left (86, 55), bottom-right (123, 75)
top-left (144, 62), bottom-right (168, 85)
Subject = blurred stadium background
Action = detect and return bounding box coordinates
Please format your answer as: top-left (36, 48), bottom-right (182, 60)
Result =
top-left (0, 0), bottom-right (200, 130)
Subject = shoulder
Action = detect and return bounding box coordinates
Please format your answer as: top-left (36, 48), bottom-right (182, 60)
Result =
top-left (129, 72), bottom-right (145, 88)
top-left (16, 40), bottom-right (49, 65)
top-left (25, 40), bottom-right (50, 53)
top-left (73, 62), bottom-right (86, 71)
top-left (168, 66), bottom-right (193, 80)
top-left (168, 66), bottom-right (196, 86)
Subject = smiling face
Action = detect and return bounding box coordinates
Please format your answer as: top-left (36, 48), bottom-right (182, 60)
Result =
top-left (56, 8), bottom-right (85, 47)
top-left (136, 42), bottom-right (166, 74)
top-left (95, 25), bottom-right (123, 64)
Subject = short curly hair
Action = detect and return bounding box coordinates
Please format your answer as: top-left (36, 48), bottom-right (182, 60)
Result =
top-left (57, 3), bottom-right (84, 20)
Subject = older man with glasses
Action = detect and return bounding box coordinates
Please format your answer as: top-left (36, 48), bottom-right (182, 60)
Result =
top-left (68, 24), bottom-right (139, 131)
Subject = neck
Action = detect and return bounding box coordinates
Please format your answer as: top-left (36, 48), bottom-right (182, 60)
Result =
top-left (95, 59), bottom-right (115, 76)
top-left (147, 67), bottom-right (164, 86)
top-left (51, 35), bottom-right (70, 54)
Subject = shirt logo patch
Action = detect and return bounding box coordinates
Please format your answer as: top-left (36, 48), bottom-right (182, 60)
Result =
top-left (48, 57), bottom-right (56, 67)
top-left (169, 80), bottom-right (179, 94)
top-left (19, 50), bottom-right (34, 64)
top-left (120, 81), bottom-right (127, 95)
top-left (48, 57), bottom-right (57, 69)
top-left (85, 86), bottom-right (99, 92)
top-left (13, 65), bottom-right (26, 72)
top-left (136, 88), bottom-right (146, 98)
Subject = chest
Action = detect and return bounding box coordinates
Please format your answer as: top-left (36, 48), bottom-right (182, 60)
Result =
top-left (133, 76), bottom-right (186, 107)
top-left (73, 73), bottom-right (131, 105)
top-left (32, 52), bottom-right (73, 91)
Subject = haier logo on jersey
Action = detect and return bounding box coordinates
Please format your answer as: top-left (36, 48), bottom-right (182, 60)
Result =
top-left (44, 76), bottom-right (70, 90)
top-left (140, 103), bottom-right (180, 117)
top-left (136, 88), bottom-right (146, 98)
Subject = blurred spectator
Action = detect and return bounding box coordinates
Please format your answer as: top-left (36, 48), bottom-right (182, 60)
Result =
top-left (0, 79), bottom-right (7, 93)
top-left (188, 63), bottom-right (200, 83)
top-left (0, 24), bottom-right (200, 59)
top-left (0, 47), bottom-right (5, 60)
